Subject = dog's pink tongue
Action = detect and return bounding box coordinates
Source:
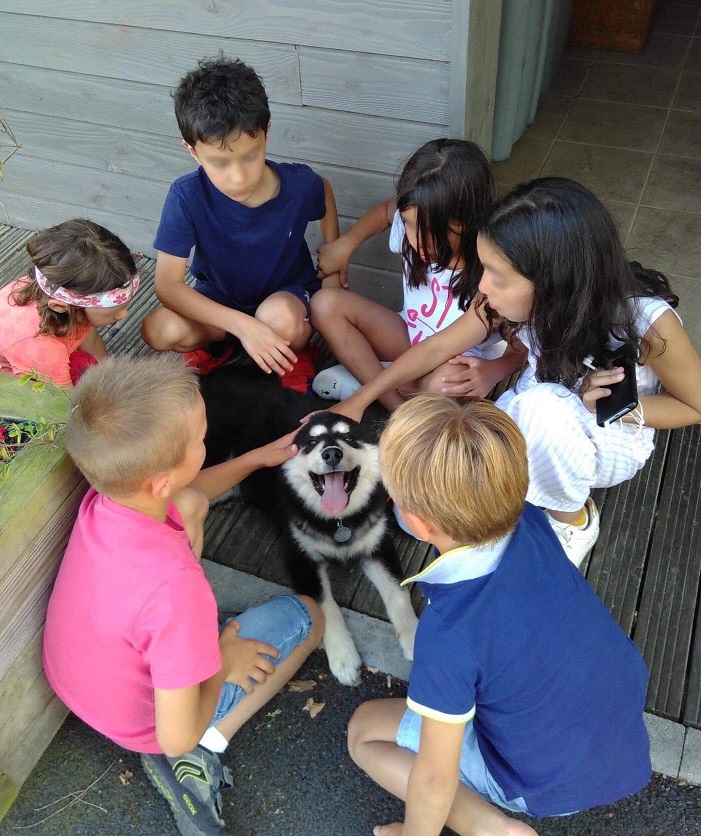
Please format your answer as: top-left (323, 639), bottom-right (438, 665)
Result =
top-left (320, 472), bottom-right (349, 515)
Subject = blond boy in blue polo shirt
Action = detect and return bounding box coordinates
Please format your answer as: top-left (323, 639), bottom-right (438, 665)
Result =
top-left (348, 395), bottom-right (650, 836)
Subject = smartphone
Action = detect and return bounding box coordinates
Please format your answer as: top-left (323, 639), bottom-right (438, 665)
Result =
top-left (595, 343), bottom-right (639, 428)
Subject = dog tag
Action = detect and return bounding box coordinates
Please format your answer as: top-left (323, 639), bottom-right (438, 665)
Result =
top-left (334, 524), bottom-right (352, 543)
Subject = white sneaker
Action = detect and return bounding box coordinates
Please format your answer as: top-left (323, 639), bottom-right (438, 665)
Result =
top-left (312, 362), bottom-right (390, 401)
top-left (547, 498), bottom-right (600, 568)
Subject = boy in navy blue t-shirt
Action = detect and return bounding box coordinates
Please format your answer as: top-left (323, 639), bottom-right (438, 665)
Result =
top-left (142, 57), bottom-right (341, 378)
top-left (348, 395), bottom-right (650, 836)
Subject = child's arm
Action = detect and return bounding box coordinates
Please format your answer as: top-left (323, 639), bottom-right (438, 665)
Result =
top-left (190, 430), bottom-right (298, 501)
top-left (331, 305), bottom-right (491, 422)
top-left (582, 310), bottom-right (701, 428)
top-left (440, 339), bottom-right (526, 398)
top-left (154, 252), bottom-right (296, 375)
top-left (154, 674), bottom-right (226, 756)
top-left (153, 622), bottom-right (279, 756)
top-left (383, 717), bottom-right (465, 836)
top-left (318, 178), bottom-right (344, 289)
top-left (317, 198), bottom-right (396, 287)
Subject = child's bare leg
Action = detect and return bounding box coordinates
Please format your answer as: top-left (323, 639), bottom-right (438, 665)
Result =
top-left (141, 306), bottom-right (226, 352)
top-left (348, 700), bottom-right (538, 836)
top-left (256, 292), bottom-right (312, 353)
top-left (214, 595), bottom-right (324, 740)
top-left (171, 486), bottom-right (209, 560)
top-left (400, 360), bottom-right (457, 397)
top-left (310, 288), bottom-right (411, 410)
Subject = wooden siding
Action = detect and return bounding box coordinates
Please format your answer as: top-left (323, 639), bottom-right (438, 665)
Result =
top-left (0, 1), bottom-right (476, 295)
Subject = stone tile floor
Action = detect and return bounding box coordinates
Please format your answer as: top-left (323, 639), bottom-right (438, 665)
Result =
top-left (494, 0), bottom-right (701, 352)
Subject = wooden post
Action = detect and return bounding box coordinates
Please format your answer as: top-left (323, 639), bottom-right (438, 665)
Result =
top-left (449, 0), bottom-right (504, 156)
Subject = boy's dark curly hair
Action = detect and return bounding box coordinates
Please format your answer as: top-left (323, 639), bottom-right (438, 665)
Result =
top-left (174, 56), bottom-right (270, 147)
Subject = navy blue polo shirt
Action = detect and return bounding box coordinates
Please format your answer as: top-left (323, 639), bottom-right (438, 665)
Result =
top-left (403, 502), bottom-right (651, 818)
top-left (154, 160), bottom-right (326, 313)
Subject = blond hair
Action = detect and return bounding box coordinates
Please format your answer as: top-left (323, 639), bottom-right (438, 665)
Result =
top-left (66, 354), bottom-right (200, 496)
top-left (379, 395), bottom-right (528, 545)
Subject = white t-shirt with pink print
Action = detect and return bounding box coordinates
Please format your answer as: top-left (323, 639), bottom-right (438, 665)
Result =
top-left (389, 211), bottom-right (504, 357)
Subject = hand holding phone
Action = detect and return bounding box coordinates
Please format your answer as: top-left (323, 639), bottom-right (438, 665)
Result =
top-left (586, 344), bottom-right (639, 427)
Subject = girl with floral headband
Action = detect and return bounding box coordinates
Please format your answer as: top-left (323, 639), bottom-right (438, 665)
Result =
top-left (0, 219), bottom-right (139, 386)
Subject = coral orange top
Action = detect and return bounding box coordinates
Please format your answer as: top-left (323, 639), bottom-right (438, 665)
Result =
top-left (0, 279), bottom-right (90, 386)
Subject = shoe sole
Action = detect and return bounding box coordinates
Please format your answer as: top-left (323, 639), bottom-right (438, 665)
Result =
top-left (141, 755), bottom-right (225, 835)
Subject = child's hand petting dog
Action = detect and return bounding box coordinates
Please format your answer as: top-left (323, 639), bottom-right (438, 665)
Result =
top-left (253, 429), bottom-right (299, 468)
top-left (299, 396), bottom-right (365, 427)
top-left (219, 620), bottom-right (280, 694)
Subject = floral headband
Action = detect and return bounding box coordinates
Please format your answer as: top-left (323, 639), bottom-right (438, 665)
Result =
top-left (34, 266), bottom-right (140, 308)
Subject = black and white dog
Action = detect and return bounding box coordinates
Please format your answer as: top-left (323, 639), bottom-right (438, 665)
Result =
top-left (200, 367), bottom-right (418, 685)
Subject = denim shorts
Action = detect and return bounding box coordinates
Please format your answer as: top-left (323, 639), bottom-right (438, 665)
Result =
top-left (397, 708), bottom-right (531, 815)
top-left (194, 280), bottom-right (318, 319)
top-left (210, 595), bottom-right (313, 725)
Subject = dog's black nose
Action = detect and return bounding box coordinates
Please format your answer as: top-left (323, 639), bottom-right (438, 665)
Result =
top-left (322, 446), bottom-right (343, 466)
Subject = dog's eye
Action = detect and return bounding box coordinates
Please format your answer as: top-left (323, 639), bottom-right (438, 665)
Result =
top-left (345, 436), bottom-right (355, 445)
top-left (306, 439), bottom-right (318, 448)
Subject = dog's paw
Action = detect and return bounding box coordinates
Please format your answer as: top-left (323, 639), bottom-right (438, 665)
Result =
top-left (396, 614), bottom-right (418, 662)
top-left (329, 648), bottom-right (363, 686)
top-left (324, 631), bottom-right (363, 686)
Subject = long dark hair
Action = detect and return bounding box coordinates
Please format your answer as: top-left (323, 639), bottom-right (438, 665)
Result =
top-left (396, 139), bottom-right (495, 310)
top-left (480, 177), bottom-right (678, 388)
top-left (11, 219), bottom-right (137, 337)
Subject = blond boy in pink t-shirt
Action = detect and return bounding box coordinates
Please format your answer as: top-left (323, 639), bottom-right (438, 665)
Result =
top-left (43, 355), bottom-right (323, 835)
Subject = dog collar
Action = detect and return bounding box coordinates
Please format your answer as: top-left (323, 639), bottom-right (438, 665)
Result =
top-left (334, 520), bottom-right (352, 543)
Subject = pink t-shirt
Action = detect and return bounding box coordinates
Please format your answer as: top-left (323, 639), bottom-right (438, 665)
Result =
top-left (0, 279), bottom-right (91, 386)
top-left (43, 488), bottom-right (222, 753)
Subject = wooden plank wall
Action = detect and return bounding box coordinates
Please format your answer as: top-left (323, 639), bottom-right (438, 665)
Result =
top-left (0, 1), bottom-right (464, 300)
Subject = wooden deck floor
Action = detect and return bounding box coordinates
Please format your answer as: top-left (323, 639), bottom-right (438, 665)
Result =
top-left (2, 223), bottom-right (700, 728)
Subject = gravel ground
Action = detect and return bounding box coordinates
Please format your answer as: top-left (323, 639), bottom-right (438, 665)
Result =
top-left (3, 650), bottom-right (701, 836)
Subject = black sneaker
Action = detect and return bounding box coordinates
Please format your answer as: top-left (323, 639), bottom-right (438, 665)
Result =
top-left (141, 746), bottom-right (233, 835)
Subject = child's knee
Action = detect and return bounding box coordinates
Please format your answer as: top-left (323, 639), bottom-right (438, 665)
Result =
top-left (309, 287), bottom-right (344, 326)
top-left (347, 701), bottom-right (377, 762)
top-left (257, 299), bottom-right (308, 345)
top-left (141, 307), bottom-right (183, 351)
top-left (415, 364), bottom-right (451, 395)
top-left (296, 594), bottom-right (325, 645)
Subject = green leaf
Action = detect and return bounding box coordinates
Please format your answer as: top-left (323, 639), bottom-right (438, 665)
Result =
top-left (18, 373), bottom-right (32, 385)
top-left (31, 381), bottom-right (46, 392)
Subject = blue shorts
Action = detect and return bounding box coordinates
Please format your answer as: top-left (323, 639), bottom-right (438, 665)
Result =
top-left (210, 595), bottom-right (313, 725)
top-left (194, 279), bottom-right (318, 318)
top-left (397, 708), bottom-right (531, 815)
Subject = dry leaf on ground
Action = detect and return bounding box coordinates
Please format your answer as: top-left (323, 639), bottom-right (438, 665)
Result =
top-left (288, 679), bottom-right (316, 692)
top-left (302, 698), bottom-right (326, 718)
top-left (119, 770), bottom-right (134, 786)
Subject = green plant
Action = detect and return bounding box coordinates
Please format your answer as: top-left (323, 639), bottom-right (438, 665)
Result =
top-left (0, 374), bottom-right (69, 480)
